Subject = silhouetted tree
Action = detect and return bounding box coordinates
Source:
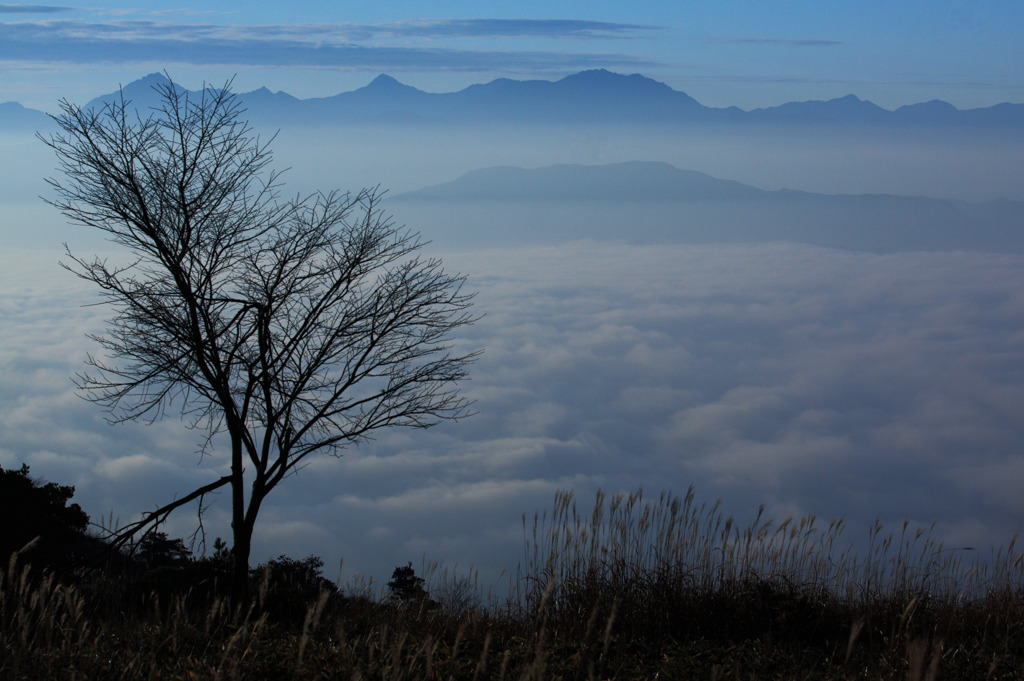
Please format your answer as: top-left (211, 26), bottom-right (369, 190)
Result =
top-left (387, 562), bottom-right (429, 602)
top-left (0, 464), bottom-right (91, 569)
top-left (40, 76), bottom-right (479, 602)
top-left (136, 531), bottom-right (192, 568)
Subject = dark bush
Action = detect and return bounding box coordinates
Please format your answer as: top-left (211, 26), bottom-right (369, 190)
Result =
top-left (0, 464), bottom-right (100, 571)
top-left (253, 554), bottom-right (339, 622)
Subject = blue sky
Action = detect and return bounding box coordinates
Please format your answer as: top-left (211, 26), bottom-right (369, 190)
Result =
top-left (1, 1), bottom-right (1022, 110)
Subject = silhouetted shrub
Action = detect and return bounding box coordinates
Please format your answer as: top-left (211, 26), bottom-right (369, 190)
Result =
top-left (253, 554), bottom-right (338, 622)
top-left (0, 464), bottom-right (98, 571)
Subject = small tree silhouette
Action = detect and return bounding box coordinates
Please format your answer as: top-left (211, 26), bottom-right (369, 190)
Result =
top-left (136, 531), bottom-right (192, 568)
top-left (387, 562), bottom-right (428, 602)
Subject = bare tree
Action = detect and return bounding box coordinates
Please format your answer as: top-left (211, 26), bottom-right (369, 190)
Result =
top-left (40, 76), bottom-right (478, 601)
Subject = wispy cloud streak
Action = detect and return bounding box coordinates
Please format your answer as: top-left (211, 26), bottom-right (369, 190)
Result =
top-left (373, 18), bottom-right (659, 39)
top-left (0, 18), bottom-right (660, 70)
top-left (704, 37), bottom-right (844, 47)
top-left (0, 3), bottom-right (72, 12)
top-left (0, 17), bottom-right (659, 42)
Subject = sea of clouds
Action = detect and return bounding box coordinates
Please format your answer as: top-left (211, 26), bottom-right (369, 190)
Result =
top-left (3, 237), bottom-right (1023, 590)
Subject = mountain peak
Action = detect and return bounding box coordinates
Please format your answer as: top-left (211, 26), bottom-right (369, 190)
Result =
top-left (558, 69), bottom-right (673, 92)
top-left (369, 74), bottom-right (400, 87)
top-left (82, 72), bottom-right (183, 111)
top-left (134, 72), bottom-right (171, 86)
top-left (560, 68), bottom-right (618, 81)
top-left (896, 99), bottom-right (958, 113)
top-left (118, 72), bottom-right (173, 95)
top-left (363, 74), bottom-right (421, 93)
top-left (241, 85), bottom-right (300, 105)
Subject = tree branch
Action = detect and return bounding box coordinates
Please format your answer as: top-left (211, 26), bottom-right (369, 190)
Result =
top-left (103, 474), bottom-right (232, 551)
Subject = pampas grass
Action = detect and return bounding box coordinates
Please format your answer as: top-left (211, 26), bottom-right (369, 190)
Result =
top-left (2, 487), bottom-right (1022, 679)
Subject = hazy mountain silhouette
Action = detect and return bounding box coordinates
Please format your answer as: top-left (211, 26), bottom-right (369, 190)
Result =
top-left (256, 69), bottom-right (709, 125)
top-left (7, 70), bottom-right (1022, 129)
top-left (0, 101), bottom-right (53, 131)
top-left (398, 162), bottom-right (764, 201)
top-left (747, 94), bottom-right (890, 125)
top-left (8, 74), bottom-right (1024, 251)
top-left (392, 161), bottom-right (1024, 253)
top-left (82, 73), bottom-right (190, 114)
top-left (255, 70), bottom-right (1020, 127)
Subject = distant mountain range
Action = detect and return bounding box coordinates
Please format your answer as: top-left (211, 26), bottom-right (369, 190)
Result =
top-left (392, 162), bottom-right (1024, 253)
top-left (399, 162), bottom-right (766, 202)
top-left (4, 70), bottom-right (1023, 130)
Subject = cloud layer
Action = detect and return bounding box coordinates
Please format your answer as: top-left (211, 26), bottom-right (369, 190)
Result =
top-left (3, 240), bottom-right (1022, 590)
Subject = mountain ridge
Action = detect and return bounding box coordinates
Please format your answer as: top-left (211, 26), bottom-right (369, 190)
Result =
top-left (397, 161), bottom-right (768, 202)
top-left (390, 161), bottom-right (1024, 253)
top-left (395, 160), bottom-right (1011, 206)
top-left (0, 101), bottom-right (50, 130)
top-left (5, 70), bottom-right (1022, 129)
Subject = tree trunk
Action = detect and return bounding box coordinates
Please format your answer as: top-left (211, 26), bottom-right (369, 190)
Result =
top-left (230, 431), bottom-right (250, 607)
top-left (231, 520), bottom-right (252, 607)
